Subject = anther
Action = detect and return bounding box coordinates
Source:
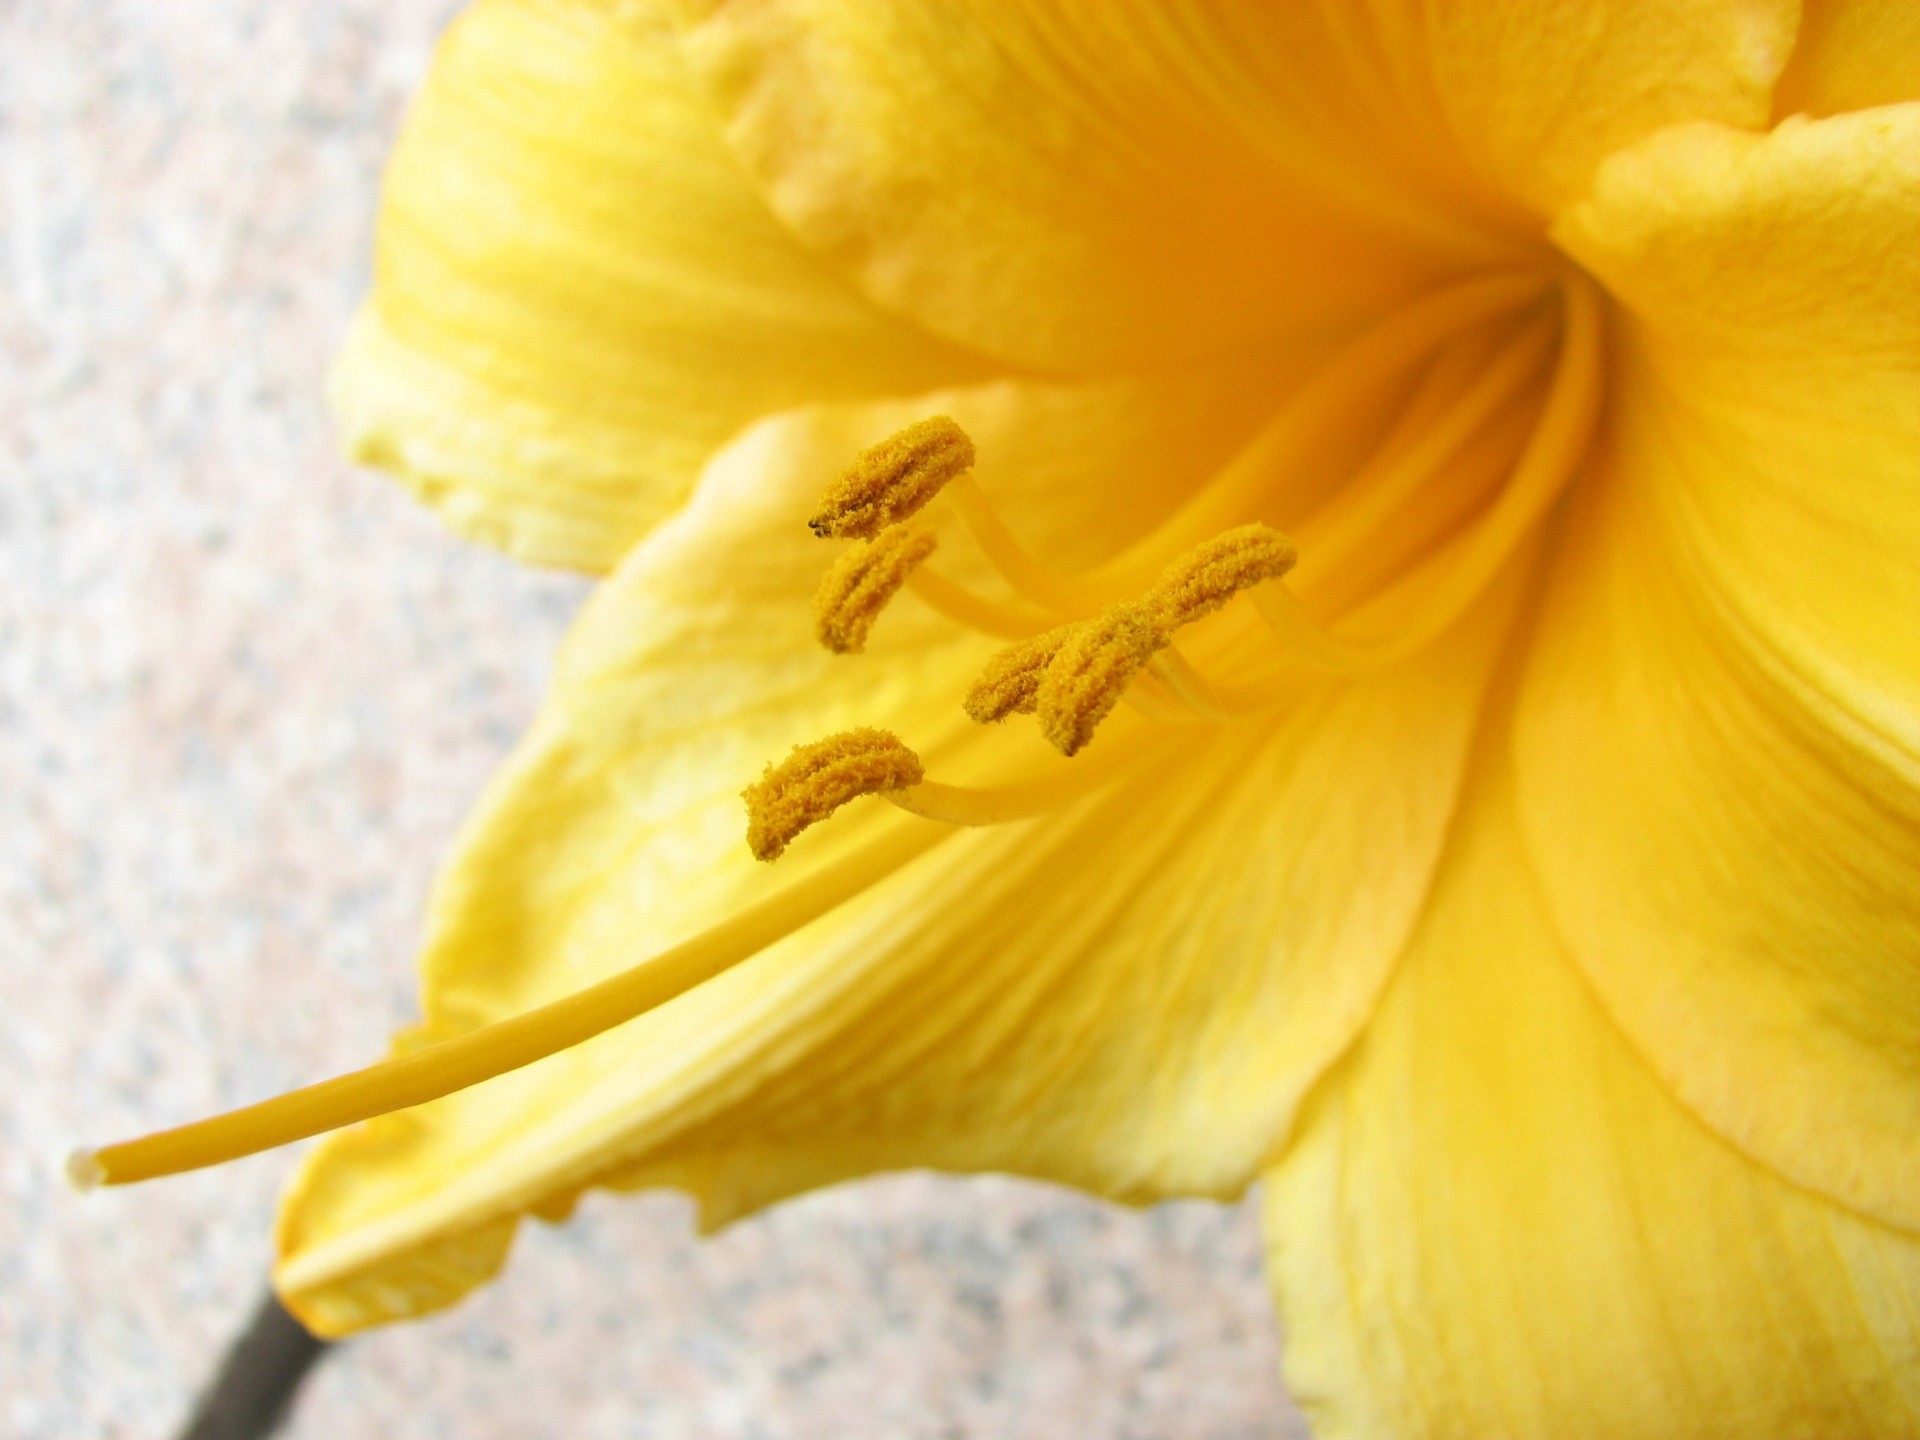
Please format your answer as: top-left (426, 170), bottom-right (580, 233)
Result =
top-left (1149, 524), bottom-right (1297, 627)
top-left (814, 523), bottom-right (938, 653)
top-left (809, 416), bottom-right (976, 540)
top-left (962, 628), bottom-right (1073, 723)
top-left (1035, 603), bottom-right (1171, 757)
top-left (743, 728), bottom-right (926, 861)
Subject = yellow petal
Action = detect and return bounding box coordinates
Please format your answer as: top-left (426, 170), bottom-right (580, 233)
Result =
top-left (1777, 0), bottom-right (1920, 115)
top-left (1520, 109), bottom-right (1920, 1228)
top-left (1422, 0), bottom-right (1795, 212)
top-left (332, 0), bottom-right (983, 573)
top-left (272, 370), bottom-right (1530, 1335)
top-left (1262, 759), bottom-right (1920, 1440)
top-left (675, 0), bottom-right (1791, 370)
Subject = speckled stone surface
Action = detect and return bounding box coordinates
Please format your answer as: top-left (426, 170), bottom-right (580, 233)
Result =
top-left (0, 4), bottom-right (1308, 1436)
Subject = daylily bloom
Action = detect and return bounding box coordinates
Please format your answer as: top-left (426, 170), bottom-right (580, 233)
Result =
top-left (81, 1), bottom-right (1920, 1434)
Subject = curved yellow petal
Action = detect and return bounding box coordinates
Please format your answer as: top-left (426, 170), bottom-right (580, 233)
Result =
top-left (271, 371), bottom-right (1530, 1335)
top-left (332, 0), bottom-right (984, 573)
top-left (1262, 760), bottom-right (1920, 1440)
top-left (1519, 110), bottom-right (1920, 1228)
top-left (1777, 0), bottom-right (1920, 116)
top-left (1420, 0), bottom-right (1795, 212)
top-left (674, 0), bottom-right (1791, 371)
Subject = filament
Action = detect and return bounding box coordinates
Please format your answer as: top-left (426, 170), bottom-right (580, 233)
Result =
top-left (885, 728), bottom-right (1160, 825)
top-left (1229, 272), bottom-right (1605, 690)
top-left (940, 271), bottom-right (1549, 616)
top-left (905, 567), bottom-right (1051, 640)
top-left (1292, 317), bottom-right (1555, 581)
top-left (1145, 647), bottom-right (1228, 718)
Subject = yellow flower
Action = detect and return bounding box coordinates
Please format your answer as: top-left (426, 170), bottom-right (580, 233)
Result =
top-left (81, 2), bottom-right (1920, 1434)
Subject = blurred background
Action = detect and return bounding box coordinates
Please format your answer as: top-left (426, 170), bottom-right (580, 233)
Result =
top-left (0, 3), bottom-right (1305, 1435)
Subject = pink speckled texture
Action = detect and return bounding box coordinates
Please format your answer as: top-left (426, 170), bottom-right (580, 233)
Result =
top-left (0, 3), bottom-right (1308, 1437)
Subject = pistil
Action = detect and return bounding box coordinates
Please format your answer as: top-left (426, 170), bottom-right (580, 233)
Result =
top-left (73, 821), bottom-right (952, 1186)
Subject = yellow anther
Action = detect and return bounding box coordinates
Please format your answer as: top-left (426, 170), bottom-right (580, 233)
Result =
top-left (814, 523), bottom-right (938, 654)
top-left (809, 416), bottom-right (976, 540)
top-left (1035, 602), bottom-right (1171, 757)
top-left (962, 628), bottom-right (1074, 723)
top-left (743, 728), bottom-right (925, 861)
top-left (1149, 523), bottom-right (1297, 627)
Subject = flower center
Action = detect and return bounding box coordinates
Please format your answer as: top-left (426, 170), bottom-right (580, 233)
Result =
top-left (761, 266), bottom-right (1604, 852)
top-left (73, 268), bottom-right (1603, 1188)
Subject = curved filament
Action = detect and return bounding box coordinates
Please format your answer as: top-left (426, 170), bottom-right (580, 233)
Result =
top-left (942, 271), bottom-right (1551, 617)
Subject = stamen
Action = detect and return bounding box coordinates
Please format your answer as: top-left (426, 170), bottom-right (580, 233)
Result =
top-left (744, 728), bottom-right (926, 861)
top-left (1150, 524), bottom-right (1297, 627)
top-left (962, 629), bottom-right (1074, 723)
top-left (73, 822), bottom-right (952, 1185)
top-left (813, 523), bottom-right (938, 653)
top-left (1035, 603), bottom-right (1170, 756)
top-left (809, 416), bottom-right (975, 540)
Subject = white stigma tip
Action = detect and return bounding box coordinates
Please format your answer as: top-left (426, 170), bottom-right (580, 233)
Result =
top-left (65, 1147), bottom-right (103, 1193)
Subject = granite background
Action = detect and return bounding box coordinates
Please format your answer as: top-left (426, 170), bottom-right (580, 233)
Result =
top-left (0, 3), bottom-right (1308, 1435)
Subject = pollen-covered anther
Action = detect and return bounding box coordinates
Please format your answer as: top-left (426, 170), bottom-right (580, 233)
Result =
top-left (1150, 523), bottom-right (1298, 627)
top-left (962, 628), bottom-right (1074, 723)
top-left (802, 416), bottom-right (975, 541)
top-left (814, 523), bottom-right (938, 654)
top-left (743, 728), bottom-right (926, 861)
top-left (809, 416), bottom-right (976, 540)
top-left (1035, 602), bottom-right (1171, 757)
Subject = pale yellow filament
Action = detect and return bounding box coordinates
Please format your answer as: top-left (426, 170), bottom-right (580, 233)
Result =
top-left (1145, 647), bottom-right (1229, 718)
top-left (884, 727), bottom-right (1160, 825)
top-left (1230, 272), bottom-right (1606, 688)
top-left (905, 567), bottom-right (1051, 640)
top-left (1291, 317), bottom-right (1556, 582)
top-left (939, 272), bottom-right (1549, 616)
